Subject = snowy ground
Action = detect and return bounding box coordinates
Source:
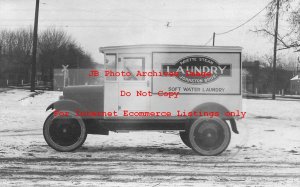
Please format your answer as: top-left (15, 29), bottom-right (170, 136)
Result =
top-left (0, 89), bottom-right (300, 186)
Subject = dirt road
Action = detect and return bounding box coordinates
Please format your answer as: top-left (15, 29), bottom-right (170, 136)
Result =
top-left (0, 90), bottom-right (300, 186)
top-left (0, 128), bottom-right (300, 186)
top-left (0, 140), bottom-right (299, 186)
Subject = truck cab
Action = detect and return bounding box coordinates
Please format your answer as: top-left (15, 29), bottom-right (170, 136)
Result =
top-left (43, 44), bottom-right (242, 156)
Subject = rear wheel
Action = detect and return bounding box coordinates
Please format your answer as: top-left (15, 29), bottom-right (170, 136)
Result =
top-left (179, 131), bottom-right (191, 148)
top-left (188, 117), bottom-right (231, 156)
top-left (43, 111), bottom-right (87, 152)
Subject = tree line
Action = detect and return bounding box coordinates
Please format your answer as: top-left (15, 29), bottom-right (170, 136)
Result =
top-left (0, 27), bottom-right (97, 88)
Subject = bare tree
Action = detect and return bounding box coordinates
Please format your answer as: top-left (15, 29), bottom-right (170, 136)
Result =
top-left (38, 27), bottom-right (95, 89)
top-left (0, 27), bottom-right (95, 88)
top-left (0, 28), bottom-right (33, 84)
top-left (38, 27), bottom-right (71, 88)
top-left (252, 0), bottom-right (300, 51)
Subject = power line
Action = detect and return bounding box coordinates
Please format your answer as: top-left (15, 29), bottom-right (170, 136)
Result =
top-left (1, 24), bottom-right (293, 29)
top-left (215, 1), bottom-right (272, 36)
top-left (203, 36), bottom-right (213, 45)
top-left (0, 18), bottom-right (269, 22)
top-left (0, 1), bottom-right (274, 31)
top-left (0, 1), bottom-right (277, 31)
top-left (0, 24), bottom-right (163, 28)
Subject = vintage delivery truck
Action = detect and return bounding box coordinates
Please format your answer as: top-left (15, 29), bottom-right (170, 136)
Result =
top-left (43, 44), bottom-right (242, 156)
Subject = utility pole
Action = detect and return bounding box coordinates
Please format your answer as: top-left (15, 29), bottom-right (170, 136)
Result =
top-left (272, 0), bottom-right (280, 100)
top-left (30, 0), bottom-right (40, 92)
top-left (213, 32), bottom-right (215, 46)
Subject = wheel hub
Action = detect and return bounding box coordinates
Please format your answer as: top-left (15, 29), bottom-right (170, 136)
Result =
top-left (193, 121), bottom-right (225, 151)
top-left (49, 118), bottom-right (81, 146)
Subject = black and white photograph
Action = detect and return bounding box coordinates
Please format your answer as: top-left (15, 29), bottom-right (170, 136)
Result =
top-left (0, 0), bottom-right (300, 186)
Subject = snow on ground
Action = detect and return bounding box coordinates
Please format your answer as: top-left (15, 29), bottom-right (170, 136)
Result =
top-left (0, 89), bottom-right (300, 186)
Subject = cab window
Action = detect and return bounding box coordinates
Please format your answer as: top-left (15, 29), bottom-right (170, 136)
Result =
top-left (123, 57), bottom-right (145, 81)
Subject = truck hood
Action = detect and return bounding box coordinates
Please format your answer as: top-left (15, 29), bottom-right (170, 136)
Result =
top-left (63, 85), bottom-right (104, 111)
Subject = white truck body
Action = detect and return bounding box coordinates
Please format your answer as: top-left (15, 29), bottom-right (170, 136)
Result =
top-left (100, 44), bottom-right (242, 119)
top-left (43, 44), bottom-right (242, 154)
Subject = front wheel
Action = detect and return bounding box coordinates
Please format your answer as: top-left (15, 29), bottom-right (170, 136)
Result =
top-left (188, 117), bottom-right (231, 156)
top-left (43, 111), bottom-right (87, 152)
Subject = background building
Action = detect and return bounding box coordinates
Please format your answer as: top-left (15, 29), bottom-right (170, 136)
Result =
top-left (290, 75), bottom-right (300, 95)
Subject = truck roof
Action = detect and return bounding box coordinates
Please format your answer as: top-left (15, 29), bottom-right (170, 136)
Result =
top-left (99, 44), bottom-right (242, 53)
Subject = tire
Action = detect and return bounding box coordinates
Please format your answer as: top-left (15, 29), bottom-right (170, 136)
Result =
top-left (43, 111), bottom-right (87, 152)
top-left (179, 131), bottom-right (191, 148)
top-left (188, 117), bottom-right (231, 156)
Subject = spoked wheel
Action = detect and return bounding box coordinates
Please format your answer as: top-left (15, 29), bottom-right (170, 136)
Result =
top-left (188, 117), bottom-right (231, 156)
top-left (43, 111), bottom-right (87, 152)
top-left (179, 131), bottom-right (191, 148)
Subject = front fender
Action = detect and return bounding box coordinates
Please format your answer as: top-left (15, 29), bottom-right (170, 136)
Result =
top-left (46, 99), bottom-right (86, 112)
top-left (46, 100), bottom-right (109, 135)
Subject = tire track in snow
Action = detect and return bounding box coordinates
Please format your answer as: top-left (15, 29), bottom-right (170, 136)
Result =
top-left (0, 157), bottom-right (300, 185)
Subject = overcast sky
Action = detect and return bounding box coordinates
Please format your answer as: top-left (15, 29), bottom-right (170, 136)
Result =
top-left (0, 0), bottom-right (296, 63)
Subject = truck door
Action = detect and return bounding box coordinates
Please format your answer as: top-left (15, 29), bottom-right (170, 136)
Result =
top-left (118, 54), bottom-right (151, 116)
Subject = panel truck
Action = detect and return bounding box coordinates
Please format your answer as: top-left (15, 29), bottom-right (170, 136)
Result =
top-left (43, 44), bottom-right (242, 156)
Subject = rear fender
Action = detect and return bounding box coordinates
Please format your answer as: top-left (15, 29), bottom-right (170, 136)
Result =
top-left (190, 102), bottom-right (239, 134)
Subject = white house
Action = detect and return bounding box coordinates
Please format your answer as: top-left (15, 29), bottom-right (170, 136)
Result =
top-left (290, 75), bottom-right (300, 94)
